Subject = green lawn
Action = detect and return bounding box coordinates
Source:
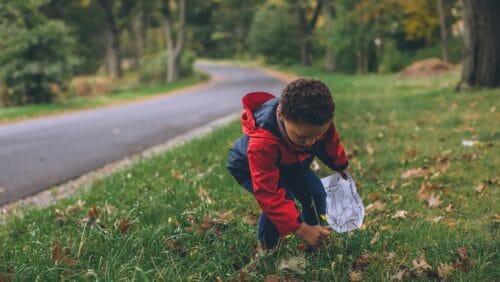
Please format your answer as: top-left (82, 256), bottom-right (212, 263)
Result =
top-left (0, 68), bottom-right (498, 281)
top-left (0, 73), bottom-right (208, 124)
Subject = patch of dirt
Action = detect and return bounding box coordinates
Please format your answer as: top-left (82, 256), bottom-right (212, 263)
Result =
top-left (399, 58), bottom-right (460, 78)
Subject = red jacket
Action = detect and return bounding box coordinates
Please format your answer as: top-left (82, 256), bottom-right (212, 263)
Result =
top-left (227, 92), bottom-right (348, 236)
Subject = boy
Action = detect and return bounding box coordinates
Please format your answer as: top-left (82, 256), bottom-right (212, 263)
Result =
top-left (227, 79), bottom-right (348, 250)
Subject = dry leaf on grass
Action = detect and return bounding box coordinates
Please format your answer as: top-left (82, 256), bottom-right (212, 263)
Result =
top-left (390, 269), bottom-right (409, 281)
top-left (474, 183), bottom-right (485, 193)
top-left (278, 256), bottom-right (306, 275)
top-left (348, 270), bottom-right (363, 282)
top-left (453, 247), bottom-right (472, 272)
top-left (392, 210), bottom-right (408, 219)
top-left (401, 167), bottom-right (430, 179)
top-left (437, 263), bottom-right (455, 279)
top-left (426, 193), bottom-right (442, 208)
top-left (353, 253), bottom-right (372, 270)
top-left (116, 218), bottom-right (132, 234)
top-left (411, 255), bottom-right (432, 277)
top-left (365, 201), bottom-right (385, 213)
top-left (51, 240), bottom-right (78, 267)
top-left (445, 203), bottom-right (454, 213)
top-left (87, 205), bottom-right (99, 220)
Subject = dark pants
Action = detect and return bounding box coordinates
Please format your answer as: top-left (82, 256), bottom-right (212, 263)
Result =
top-left (241, 168), bottom-right (326, 249)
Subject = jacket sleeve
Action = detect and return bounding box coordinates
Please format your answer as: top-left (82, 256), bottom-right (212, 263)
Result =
top-left (247, 139), bottom-right (301, 236)
top-left (316, 123), bottom-right (349, 172)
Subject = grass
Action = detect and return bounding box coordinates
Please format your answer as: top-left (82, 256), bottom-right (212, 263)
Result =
top-left (0, 73), bottom-right (208, 124)
top-left (0, 68), bottom-right (498, 281)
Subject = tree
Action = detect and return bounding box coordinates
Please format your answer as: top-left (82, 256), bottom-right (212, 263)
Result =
top-left (437, 0), bottom-right (450, 62)
top-left (0, 0), bottom-right (78, 105)
top-left (323, 0), bottom-right (336, 72)
top-left (161, 0), bottom-right (186, 82)
top-left (294, 0), bottom-right (323, 66)
top-left (458, 0), bottom-right (500, 89)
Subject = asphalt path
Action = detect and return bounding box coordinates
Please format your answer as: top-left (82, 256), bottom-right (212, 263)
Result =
top-left (0, 62), bottom-right (286, 206)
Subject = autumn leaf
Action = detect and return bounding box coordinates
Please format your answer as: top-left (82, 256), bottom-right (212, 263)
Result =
top-left (365, 201), bottom-right (385, 213)
top-left (353, 253), bottom-right (371, 270)
top-left (426, 193), bottom-right (442, 208)
top-left (445, 203), bottom-right (454, 213)
top-left (392, 210), bottom-right (408, 219)
top-left (51, 241), bottom-right (63, 264)
top-left (348, 270), bottom-right (363, 282)
top-left (474, 183), bottom-right (485, 193)
top-left (87, 205), bottom-right (99, 220)
top-left (278, 256), bottom-right (306, 275)
top-left (65, 200), bottom-right (85, 215)
top-left (417, 182), bottom-right (441, 201)
top-left (366, 143), bottom-right (375, 155)
top-left (453, 247), bottom-right (472, 272)
top-left (401, 167), bottom-right (430, 179)
top-left (117, 218), bottom-right (132, 234)
top-left (437, 263), bottom-right (455, 279)
top-left (411, 255), bottom-right (433, 277)
top-left (390, 269), bottom-right (409, 281)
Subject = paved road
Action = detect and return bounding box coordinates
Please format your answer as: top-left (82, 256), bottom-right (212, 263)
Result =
top-left (0, 62), bottom-right (286, 206)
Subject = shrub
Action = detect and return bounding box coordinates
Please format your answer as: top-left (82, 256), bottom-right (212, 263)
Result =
top-left (0, 1), bottom-right (79, 106)
top-left (138, 50), bottom-right (197, 84)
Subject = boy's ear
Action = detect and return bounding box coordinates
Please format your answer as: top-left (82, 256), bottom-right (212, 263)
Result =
top-left (277, 105), bottom-right (285, 122)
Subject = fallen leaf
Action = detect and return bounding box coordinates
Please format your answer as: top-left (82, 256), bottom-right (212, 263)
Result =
top-left (65, 200), bottom-right (85, 215)
top-left (386, 252), bottom-right (396, 260)
top-left (51, 241), bottom-right (63, 264)
top-left (445, 203), bottom-right (454, 213)
top-left (411, 255), bottom-right (432, 277)
top-left (390, 269), bottom-right (409, 281)
top-left (454, 247), bottom-right (471, 272)
top-left (264, 275), bottom-right (281, 282)
top-left (474, 183), bottom-right (485, 193)
top-left (54, 209), bottom-right (65, 222)
top-left (392, 210), bottom-right (408, 219)
top-left (278, 256), bottom-right (306, 275)
top-left (426, 193), bottom-right (442, 208)
top-left (437, 263), bottom-right (455, 279)
top-left (370, 233), bottom-right (380, 245)
top-left (348, 270), bottom-right (363, 282)
top-left (417, 183), bottom-right (441, 200)
top-left (366, 143), bottom-right (375, 155)
top-left (401, 167), bottom-right (430, 179)
top-left (87, 205), bottom-right (99, 220)
top-left (353, 253), bottom-right (371, 269)
top-left (365, 201), bottom-right (385, 213)
top-left (117, 218), bottom-right (132, 234)
top-left (171, 170), bottom-right (185, 180)
top-left (243, 213), bottom-right (259, 225)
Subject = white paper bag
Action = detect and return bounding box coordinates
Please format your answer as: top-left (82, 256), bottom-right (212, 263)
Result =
top-left (321, 173), bottom-right (364, 233)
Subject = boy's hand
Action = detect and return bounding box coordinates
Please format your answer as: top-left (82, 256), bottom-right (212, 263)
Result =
top-left (294, 223), bottom-right (331, 249)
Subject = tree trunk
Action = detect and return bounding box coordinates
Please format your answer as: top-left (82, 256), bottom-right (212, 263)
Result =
top-left (105, 28), bottom-right (121, 78)
top-left (458, 0), bottom-right (500, 89)
top-left (296, 0), bottom-right (311, 66)
top-left (324, 0), bottom-right (336, 72)
top-left (98, 0), bottom-right (122, 78)
top-left (132, 12), bottom-right (145, 68)
top-left (162, 0), bottom-right (186, 83)
top-left (437, 0), bottom-right (450, 63)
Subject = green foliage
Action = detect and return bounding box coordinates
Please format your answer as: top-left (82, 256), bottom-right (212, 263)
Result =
top-left (0, 0), bottom-right (79, 106)
top-left (247, 2), bottom-right (300, 65)
top-left (138, 50), bottom-right (197, 84)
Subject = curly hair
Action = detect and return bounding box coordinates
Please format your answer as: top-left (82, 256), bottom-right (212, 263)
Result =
top-left (279, 78), bottom-right (335, 125)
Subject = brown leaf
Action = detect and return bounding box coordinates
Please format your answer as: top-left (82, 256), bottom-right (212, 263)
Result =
top-left (65, 200), bottom-right (85, 215)
top-left (392, 210), bottom-right (408, 219)
top-left (426, 193), bottom-right (442, 208)
top-left (453, 247), bottom-right (471, 272)
top-left (437, 263), bottom-right (455, 279)
top-left (390, 269), bottom-right (409, 281)
top-left (348, 270), bottom-right (363, 282)
top-left (87, 205), bottom-right (99, 220)
top-left (243, 213), bottom-right (259, 225)
top-left (366, 143), bottom-right (375, 155)
top-left (51, 241), bottom-right (63, 264)
top-left (117, 218), bottom-right (132, 234)
top-left (365, 201), bottom-right (385, 213)
top-left (417, 183), bottom-right (441, 201)
top-left (401, 167), bottom-right (430, 179)
top-left (264, 275), bottom-right (281, 282)
top-left (411, 255), bottom-right (432, 277)
top-left (445, 203), bottom-right (454, 213)
top-left (474, 183), bottom-right (485, 193)
top-left (353, 253), bottom-right (371, 269)
top-left (54, 209), bottom-right (65, 222)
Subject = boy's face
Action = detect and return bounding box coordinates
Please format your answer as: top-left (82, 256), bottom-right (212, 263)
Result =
top-left (278, 110), bottom-right (331, 147)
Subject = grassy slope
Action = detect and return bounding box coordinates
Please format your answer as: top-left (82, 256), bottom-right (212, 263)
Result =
top-left (0, 69), bottom-right (498, 281)
top-left (0, 73), bottom-right (207, 124)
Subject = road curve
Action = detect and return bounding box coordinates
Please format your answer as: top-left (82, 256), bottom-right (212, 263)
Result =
top-left (0, 62), bottom-right (286, 206)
